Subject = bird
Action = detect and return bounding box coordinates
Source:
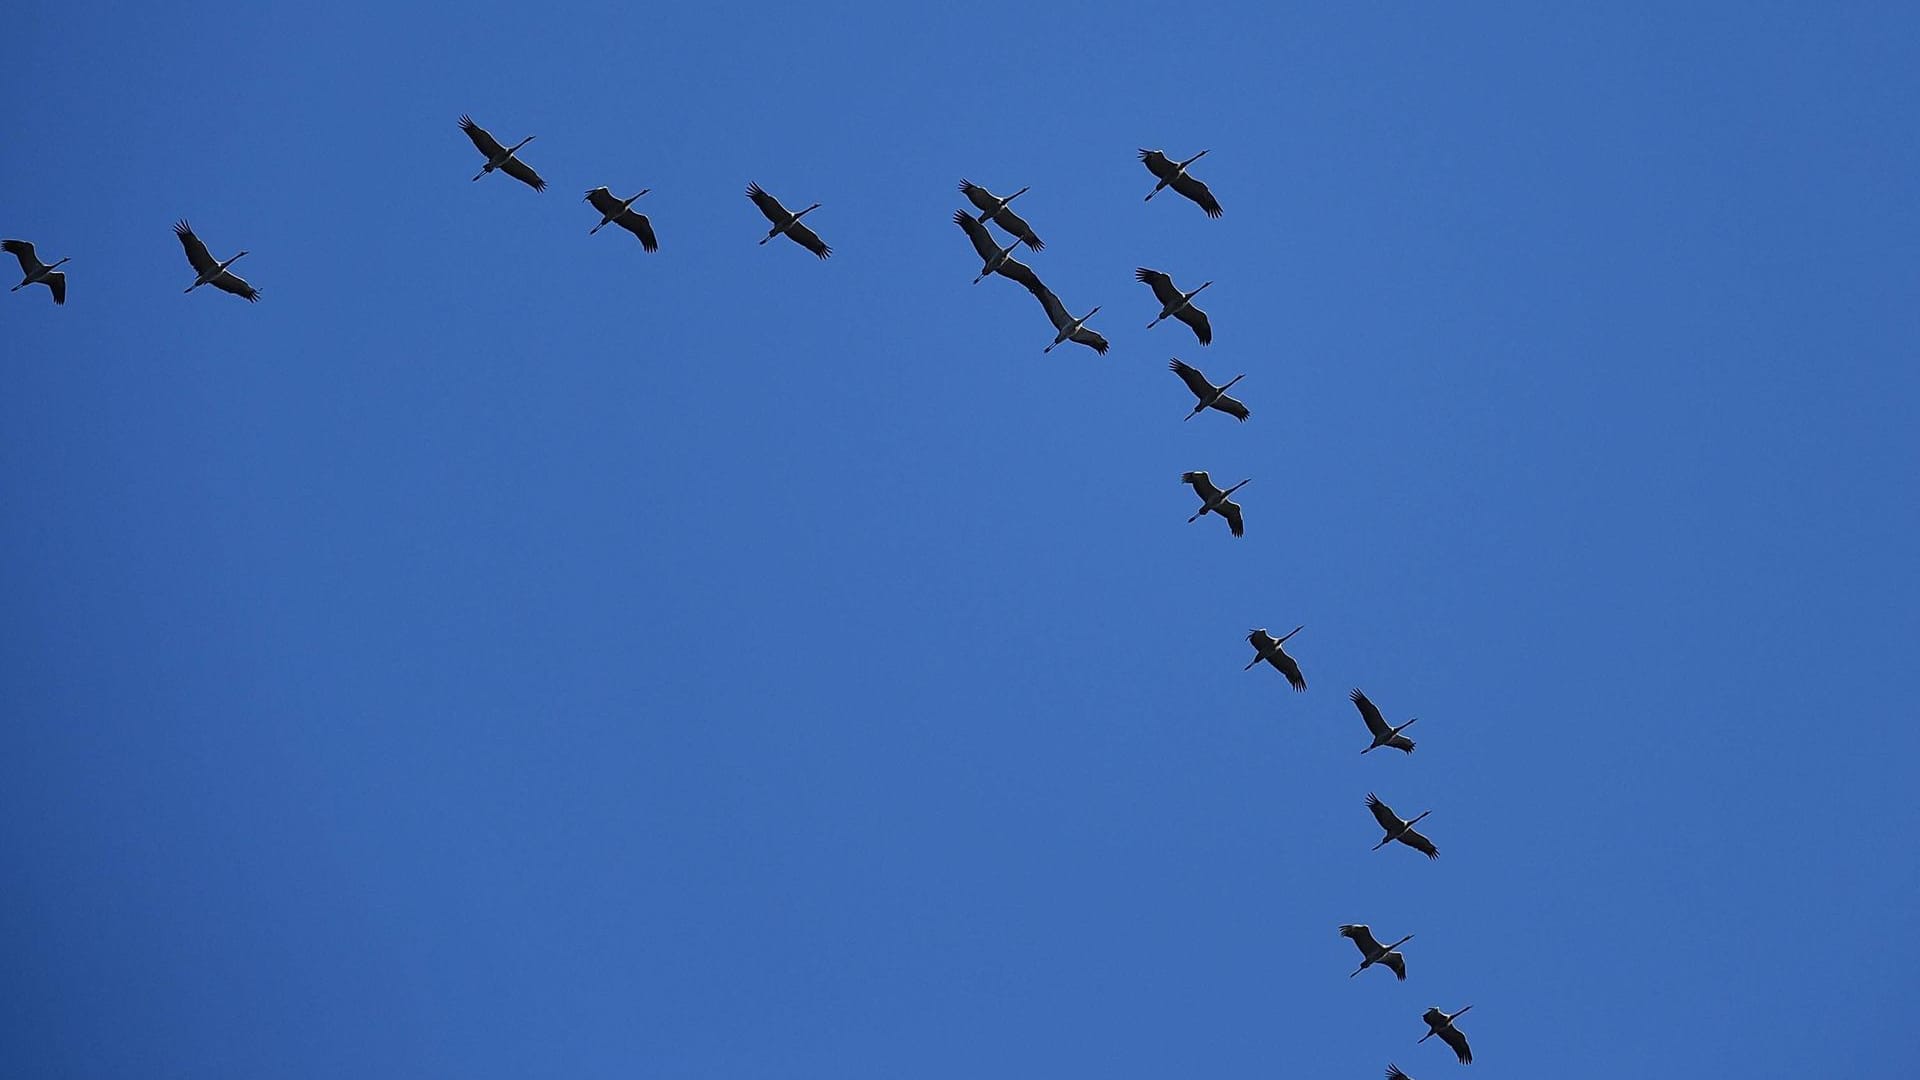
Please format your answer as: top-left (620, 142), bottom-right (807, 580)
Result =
top-left (583, 187), bottom-right (658, 251)
top-left (1244, 626), bottom-right (1306, 690)
top-left (1339, 924), bottom-right (1414, 981)
top-left (1351, 689), bottom-right (1417, 754)
top-left (959, 179), bottom-right (1043, 251)
top-left (1022, 279), bottom-right (1107, 354)
top-left (3, 239), bottom-right (68, 305)
top-left (1169, 360), bottom-right (1248, 422)
top-left (1386, 1065), bottom-right (1416, 1080)
top-left (459, 115), bottom-right (545, 191)
top-left (747, 183), bottom-right (830, 258)
top-left (1418, 1006), bottom-right (1474, 1064)
top-left (1136, 268), bottom-right (1213, 343)
top-left (1139, 148), bottom-right (1222, 217)
top-left (173, 221), bottom-right (258, 302)
top-left (953, 211), bottom-right (1041, 287)
top-left (1181, 471), bottom-right (1248, 536)
top-left (1366, 793), bottom-right (1437, 859)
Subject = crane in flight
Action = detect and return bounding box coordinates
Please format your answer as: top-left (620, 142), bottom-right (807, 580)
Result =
top-left (460, 116), bottom-right (545, 191)
top-left (3, 239), bottom-right (68, 304)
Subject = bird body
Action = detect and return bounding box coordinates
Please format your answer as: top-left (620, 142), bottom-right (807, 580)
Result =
top-left (748, 183), bottom-right (831, 258)
top-left (1244, 626), bottom-right (1306, 690)
top-left (1139, 148), bottom-right (1222, 217)
top-left (3, 239), bottom-right (68, 304)
top-left (959, 179), bottom-right (1043, 250)
top-left (1351, 689), bottom-right (1418, 754)
top-left (460, 115), bottom-right (545, 190)
top-left (1418, 1005), bottom-right (1474, 1064)
top-left (1182, 470), bottom-right (1248, 536)
top-left (584, 187), bottom-right (658, 250)
top-left (173, 221), bottom-right (258, 302)
top-left (1339, 923), bottom-right (1413, 980)
top-left (1168, 359), bottom-right (1247, 421)
top-left (1136, 267), bottom-right (1213, 343)
top-left (1366, 793), bottom-right (1437, 858)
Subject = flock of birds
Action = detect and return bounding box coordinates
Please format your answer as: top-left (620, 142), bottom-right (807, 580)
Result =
top-left (6, 114), bottom-right (1481, 1073)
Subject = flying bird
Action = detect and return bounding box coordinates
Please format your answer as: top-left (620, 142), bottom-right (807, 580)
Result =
top-left (1244, 626), bottom-right (1306, 690)
top-left (1351, 689), bottom-right (1418, 754)
top-left (3, 239), bottom-right (68, 305)
top-left (747, 183), bottom-right (830, 258)
top-left (953, 211), bottom-right (1041, 287)
top-left (460, 115), bottom-right (545, 191)
top-left (584, 187), bottom-right (657, 251)
top-left (1168, 359), bottom-right (1247, 422)
top-left (173, 221), bottom-right (258, 302)
top-left (1339, 924), bottom-right (1413, 981)
top-left (1136, 267), bottom-right (1213, 343)
top-left (959, 179), bottom-right (1043, 251)
top-left (1022, 279), bottom-right (1107, 354)
top-left (1139, 148), bottom-right (1222, 217)
top-left (1386, 1065), bottom-right (1416, 1080)
top-left (1419, 1006), bottom-right (1474, 1064)
top-left (1181, 471), bottom-right (1248, 536)
top-left (1366, 793), bottom-right (1437, 859)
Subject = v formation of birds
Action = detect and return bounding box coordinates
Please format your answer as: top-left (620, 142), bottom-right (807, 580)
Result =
top-left (8, 117), bottom-right (1480, 1072)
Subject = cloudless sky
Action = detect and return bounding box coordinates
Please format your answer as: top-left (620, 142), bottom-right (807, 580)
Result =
top-left (4, 3), bottom-right (1917, 1076)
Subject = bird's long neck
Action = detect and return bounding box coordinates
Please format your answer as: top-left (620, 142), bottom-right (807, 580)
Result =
top-left (1277, 624), bottom-right (1303, 643)
top-left (1215, 373), bottom-right (1245, 394)
top-left (507, 136), bottom-right (534, 154)
top-left (795, 203), bottom-right (820, 219)
top-left (219, 252), bottom-right (248, 271)
top-left (51, 257), bottom-right (70, 269)
top-left (1386, 935), bottom-right (1413, 951)
top-left (1182, 150), bottom-right (1209, 169)
top-left (1450, 1005), bottom-right (1472, 1021)
top-left (1189, 281), bottom-right (1214, 300)
top-left (1221, 479), bottom-right (1250, 499)
top-left (1404, 810), bottom-right (1431, 828)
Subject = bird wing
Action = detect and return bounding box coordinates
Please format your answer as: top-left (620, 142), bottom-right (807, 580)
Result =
top-left (953, 209), bottom-right (1000, 261)
top-left (1271, 651), bottom-right (1305, 690)
top-left (786, 219), bottom-right (831, 259)
top-left (2, 239), bottom-right (40, 274)
top-left (1071, 325), bottom-right (1109, 354)
top-left (992, 205), bottom-right (1042, 251)
top-left (618, 212), bottom-right (658, 252)
top-left (1246, 629), bottom-right (1276, 653)
top-left (584, 187), bottom-right (625, 216)
top-left (1351, 689), bottom-right (1392, 738)
top-left (1219, 498), bottom-right (1244, 536)
top-left (1027, 280), bottom-right (1072, 329)
top-left (1438, 1024), bottom-right (1471, 1064)
top-left (1398, 826), bottom-right (1439, 860)
top-left (501, 156), bottom-right (546, 191)
top-left (1169, 359), bottom-right (1216, 401)
top-left (45, 271), bottom-right (66, 305)
top-left (1182, 471), bottom-right (1223, 501)
top-left (1211, 391), bottom-right (1249, 421)
top-left (746, 183), bottom-right (789, 225)
top-left (1366, 793), bottom-right (1403, 832)
top-left (1135, 267), bottom-right (1182, 306)
top-left (1175, 303), bottom-right (1212, 344)
top-left (459, 115), bottom-right (507, 159)
top-left (1339, 924), bottom-right (1383, 956)
top-left (1171, 172), bottom-right (1223, 217)
top-left (1386, 732), bottom-right (1416, 754)
top-left (1386, 1066), bottom-right (1413, 1080)
top-left (1139, 148), bottom-right (1178, 180)
top-left (958, 179), bottom-right (998, 215)
top-left (994, 256), bottom-right (1044, 293)
top-left (212, 270), bottom-right (260, 302)
top-left (1380, 951), bottom-right (1407, 980)
top-left (173, 221), bottom-right (217, 275)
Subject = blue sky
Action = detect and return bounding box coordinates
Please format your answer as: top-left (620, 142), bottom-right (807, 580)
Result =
top-left (4, 3), bottom-right (1916, 1076)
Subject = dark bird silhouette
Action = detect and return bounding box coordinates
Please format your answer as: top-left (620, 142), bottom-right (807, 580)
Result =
top-left (584, 187), bottom-right (657, 251)
top-left (1366, 793), bottom-right (1437, 859)
top-left (1386, 1065), bottom-right (1416, 1080)
top-left (1351, 689), bottom-right (1418, 754)
top-left (953, 211), bottom-right (1042, 288)
top-left (1168, 359), bottom-right (1247, 421)
top-left (1139, 148), bottom-right (1222, 217)
top-left (1244, 626), bottom-right (1306, 690)
top-left (747, 183), bottom-right (830, 258)
top-left (1022, 279), bottom-right (1107, 354)
top-left (173, 221), bottom-right (257, 302)
top-left (460, 115), bottom-right (545, 190)
top-left (1339, 924), bottom-right (1413, 981)
top-left (1182, 471), bottom-right (1248, 536)
top-left (959, 179), bottom-right (1043, 251)
top-left (3, 240), bottom-right (67, 304)
top-left (1136, 267), bottom-right (1213, 343)
top-left (1419, 1006), bottom-right (1474, 1064)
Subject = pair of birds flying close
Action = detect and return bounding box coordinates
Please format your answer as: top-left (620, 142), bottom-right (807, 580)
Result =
top-left (5, 223), bottom-right (258, 306)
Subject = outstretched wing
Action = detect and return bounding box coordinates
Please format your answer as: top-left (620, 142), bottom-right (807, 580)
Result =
top-left (992, 205), bottom-right (1042, 251)
top-left (1366, 793), bottom-right (1402, 832)
top-left (1139, 148), bottom-right (1178, 181)
top-left (958, 179), bottom-right (999, 216)
top-left (212, 269), bottom-right (259, 302)
top-left (1182, 471), bottom-right (1223, 502)
top-left (1169, 358), bottom-right (1216, 401)
top-left (2, 239), bottom-right (40, 275)
top-left (1175, 302), bottom-right (1212, 344)
top-left (1026, 279), bottom-right (1072, 330)
top-left (173, 221), bottom-right (217, 275)
top-left (501, 156), bottom-right (545, 191)
top-left (1386, 731), bottom-right (1416, 754)
top-left (459, 115), bottom-right (507, 160)
top-left (1210, 390), bottom-right (1249, 421)
top-left (1339, 924), bottom-right (1384, 956)
top-left (786, 219), bottom-right (831, 259)
top-left (1171, 171), bottom-right (1223, 217)
top-left (1270, 649), bottom-right (1305, 690)
top-left (1379, 951), bottom-right (1408, 980)
top-left (1070, 325), bottom-right (1109, 355)
top-left (995, 256), bottom-right (1044, 293)
top-left (1386, 1065), bottom-right (1414, 1080)
top-left (1246, 629), bottom-right (1276, 653)
top-left (953, 209), bottom-right (1001, 261)
top-left (1351, 689), bottom-right (1392, 738)
top-left (1398, 826), bottom-right (1439, 860)
top-left (44, 271), bottom-right (66, 305)
top-left (746, 182), bottom-right (789, 225)
top-left (584, 187), bottom-right (625, 216)
top-left (1219, 498), bottom-right (1244, 537)
top-left (1135, 267), bottom-right (1182, 307)
top-left (1438, 1025), bottom-right (1471, 1064)
top-left (618, 212), bottom-right (658, 252)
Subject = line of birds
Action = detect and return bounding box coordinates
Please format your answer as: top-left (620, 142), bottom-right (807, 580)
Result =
top-left (6, 114), bottom-right (1481, 1073)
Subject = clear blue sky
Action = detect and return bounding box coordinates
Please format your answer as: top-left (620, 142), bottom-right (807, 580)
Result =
top-left (4, 3), bottom-right (1916, 1076)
